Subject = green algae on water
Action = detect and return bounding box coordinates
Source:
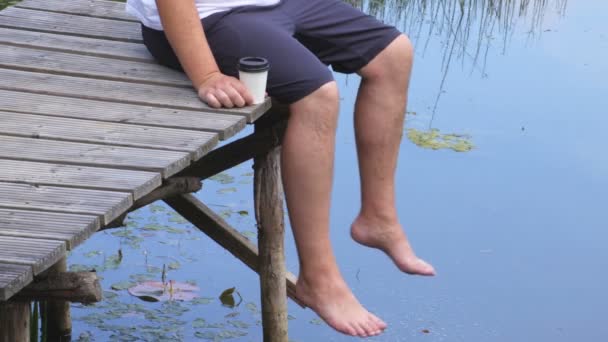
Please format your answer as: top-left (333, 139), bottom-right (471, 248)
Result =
top-left (406, 128), bottom-right (474, 152)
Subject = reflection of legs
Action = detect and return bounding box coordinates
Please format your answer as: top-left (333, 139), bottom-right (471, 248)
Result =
top-left (351, 35), bottom-right (436, 276)
top-left (283, 82), bottom-right (387, 337)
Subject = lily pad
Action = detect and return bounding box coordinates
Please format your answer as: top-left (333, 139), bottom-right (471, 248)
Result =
top-left (209, 173), bottom-right (235, 184)
top-left (191, 297), bottom-right (214, 305)
top-left (84, 250), bottom-right (103, 258)
top-left (407, 128), bottom-right (474, 152)
top-left (168, 212), bottom-right (189, 224)
top-left (217, 187), bottom-right (237, 195)
top-left (128, 281), bottom-right (200, 302)
top-left (309, 318), bottom-right (324, 325)
top-left (111, 281), bottom-right (136, 291)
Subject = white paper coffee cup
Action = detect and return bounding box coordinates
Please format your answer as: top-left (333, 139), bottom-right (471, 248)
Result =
top-left (238, 57), bottom-right (270, 105)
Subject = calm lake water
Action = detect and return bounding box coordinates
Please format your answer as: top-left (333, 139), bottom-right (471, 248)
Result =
top-left (2, 0), bottom-right (607, 340)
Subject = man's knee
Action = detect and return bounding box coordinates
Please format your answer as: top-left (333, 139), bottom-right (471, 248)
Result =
top-left (289, 81), bottom-right (340, 136)
top-left (291, 81), bottom-right (339, 111)
top-left (361, 34), bottom-right (414, 80)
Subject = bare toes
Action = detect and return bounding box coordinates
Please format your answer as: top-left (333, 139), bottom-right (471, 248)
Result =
top-left (352, 322), bottom-right (367, 337)
top-left (334, 320), bottom-right (358, 336)
top-left (369, 313), bottom-right (387, 329)
top-left (362, 319), bottom-right (378, 336)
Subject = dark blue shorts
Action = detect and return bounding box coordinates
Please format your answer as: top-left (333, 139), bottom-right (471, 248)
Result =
top-left (142, 0), bottom-right (402, 104)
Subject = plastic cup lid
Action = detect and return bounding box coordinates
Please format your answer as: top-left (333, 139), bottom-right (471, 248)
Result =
top-left (238, 57), bottom-right (270, 72)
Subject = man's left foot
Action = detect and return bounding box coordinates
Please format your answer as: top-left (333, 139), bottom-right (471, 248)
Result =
top-left (351, 215), bottom-right (435, 276)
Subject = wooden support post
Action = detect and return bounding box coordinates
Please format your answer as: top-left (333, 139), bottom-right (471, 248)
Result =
top-left (254, 114), bottom-right (288, 342)
top-left (0, 300), bottom-right (30, 342)
top-left (41, 257), bottom-right (71, 342)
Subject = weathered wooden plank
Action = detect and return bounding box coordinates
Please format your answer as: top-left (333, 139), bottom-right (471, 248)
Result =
top-left (0, 44), bottom-right (191, 87)
top-left (17, 0), bottom-right (136, 22)
top-left (0, 112), bottom-right (219, 160)
top-left (0, 28), bottom-right (153, 62)
top-left (0, 236), bottom-right (66, 275)
top-left (0, 90), bottom-right (246, 140)
top-left (0, 263), bottom-right (33, 301)
top-left (0, 69), bottom-right (271, 123)
top-left (0, 135), bottom-right (192, 178)
top-left (0, 7), bottom-right (141, 43)
top-left (0, 159), bottom-right (161, 201)
top-left (0, 183), bottom-right (132, 225)
top-left (0, 208), bottom-right (100, 250)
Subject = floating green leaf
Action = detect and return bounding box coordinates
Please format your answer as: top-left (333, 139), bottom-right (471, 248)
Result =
top-left (149, 204), bottom-right (166, 213)
top-left (228, 320), bottom-right (250, 329)
top-left (209, 173), bottom-right (235, 184)
top-left (309, 318), bottom-right (324, 325)
top-left (241, 231), bottom-right (256, 239)
top-left (70, 264), bottom-right (95, 272)
top-left (219, 287), bottom-right (242, 308)
top-left (217, 187), bottom-right (237, 195)
top-left (111, 281), bottom-right (136, 291)
top-left (406, 128), bottom-right (474, 152)
top-left (84, 250), bottom-right (103, 258)
top-left (245, 302), bottom-right (259, 314)
top-left (168, 212), bottom-right (189, 224)
top-left (128, 281), bottom-right (200, 302)
top-left (191, 297), bottom-right (214, 305)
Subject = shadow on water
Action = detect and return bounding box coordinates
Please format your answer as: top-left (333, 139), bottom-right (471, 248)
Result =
top-left (4, 0), bottom-right (606, 341)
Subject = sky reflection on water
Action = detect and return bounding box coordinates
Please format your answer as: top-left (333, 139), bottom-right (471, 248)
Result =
top-left (66, 0), bottom-right (608, 341)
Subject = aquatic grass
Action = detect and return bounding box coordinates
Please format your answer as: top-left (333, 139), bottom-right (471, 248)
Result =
top-left (0, 0), bottom-right (20, 10)
top-left (346, 0), bottom-right (568, 126)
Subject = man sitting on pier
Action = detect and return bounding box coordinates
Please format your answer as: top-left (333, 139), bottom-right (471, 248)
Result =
top-left (127, 0), bottom-right (435, 337)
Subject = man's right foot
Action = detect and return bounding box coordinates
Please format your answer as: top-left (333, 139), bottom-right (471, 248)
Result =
top-left (296, 274), bottom-right (387, 337)
top-left (351, 215), bottom-right (436, 276)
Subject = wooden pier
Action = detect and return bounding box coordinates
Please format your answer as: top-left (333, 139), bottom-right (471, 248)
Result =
top-left (0, 0), bottom-right (299, 340)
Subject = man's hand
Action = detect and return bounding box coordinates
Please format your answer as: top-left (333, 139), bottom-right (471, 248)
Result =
top-left (197, 72), bottom-right (254, 108)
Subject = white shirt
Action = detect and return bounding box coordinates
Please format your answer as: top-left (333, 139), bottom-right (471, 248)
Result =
top-left (126, 0), bottom-right (280, 31)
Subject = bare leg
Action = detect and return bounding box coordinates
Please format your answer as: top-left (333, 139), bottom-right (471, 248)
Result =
top-left (283, 82), bottom-right (387, 337)
top-left (351, 35), bottom-right (436, 276)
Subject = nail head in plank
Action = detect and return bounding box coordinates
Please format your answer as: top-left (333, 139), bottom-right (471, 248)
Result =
top-left (0, 27), bottom-right (153, 62)
top-left (0, 90), bottom-right (246, 140)
top-left (0, 135), bottom-right (192, 178)
top-left (0, 44), bottom-right (191, 87)
top-left (0, 208), bottom-right (100, 250)
top-left (0, 69), bottom-right (269, 122)
top-left (0, 236), bottom-right (66, 275)
top-left (0, 182), bottom-right (132, 225)
top-left (0, 7), bottom-right (142, 43)
top-left (0, 262), bottom-right (33, 301)
top-left (0, 159), bottom-right (161, 200)
top-left (0, 112), bottom-right (219, 160)
top-left (17, 0), bottom-right (137, 22)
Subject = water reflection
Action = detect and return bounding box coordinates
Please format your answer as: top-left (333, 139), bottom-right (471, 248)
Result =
top-left (347, 0), bottom-right (568, 125)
